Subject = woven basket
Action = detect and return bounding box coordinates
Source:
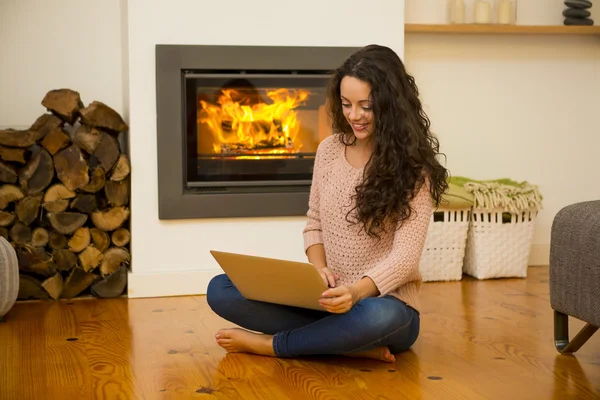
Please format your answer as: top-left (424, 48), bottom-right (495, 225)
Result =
top-left (419, 208), bottom-right (471, 282)
top-left (463, 208), bottom-right (537, 279)
top-left (0, 236), bottom-right (19, 322)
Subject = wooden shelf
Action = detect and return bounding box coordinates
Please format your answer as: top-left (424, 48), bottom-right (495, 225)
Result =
top-left (405, 23), bottom-right (600, 35)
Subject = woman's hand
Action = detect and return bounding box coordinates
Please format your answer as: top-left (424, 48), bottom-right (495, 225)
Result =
top-left (318, 277), bottom-right (379, 314)
top-left (319, 285), bottom-right (359, 314)
top-left (316, 267), bottom-right (339, 288)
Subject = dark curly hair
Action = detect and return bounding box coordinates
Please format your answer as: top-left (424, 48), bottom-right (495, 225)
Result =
top-left (327, 44), bottom-right (449, 238)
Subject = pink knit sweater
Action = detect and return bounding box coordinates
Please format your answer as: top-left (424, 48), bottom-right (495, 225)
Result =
top-left (303, 135), bottom-right (433, 312)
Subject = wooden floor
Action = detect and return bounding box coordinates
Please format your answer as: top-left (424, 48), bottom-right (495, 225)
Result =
top-left (1, 266), bottom-right (599, 400)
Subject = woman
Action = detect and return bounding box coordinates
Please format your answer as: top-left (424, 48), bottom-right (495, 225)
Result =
top-left (206, 44), bottom-right (449, 362)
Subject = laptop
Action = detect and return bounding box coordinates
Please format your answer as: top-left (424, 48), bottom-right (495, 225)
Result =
top-left (210, 250), bottom-right (328, 311)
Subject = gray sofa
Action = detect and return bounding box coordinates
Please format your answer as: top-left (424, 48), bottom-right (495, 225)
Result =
top-left (549, 200), bottom-right (600, 353)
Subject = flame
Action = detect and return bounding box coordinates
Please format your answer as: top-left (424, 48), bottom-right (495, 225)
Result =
top-left (198, 88), bottom-right (310, 155)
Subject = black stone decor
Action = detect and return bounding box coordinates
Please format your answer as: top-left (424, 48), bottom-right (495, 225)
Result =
top-left (563, 0), bottom-right (594, 25)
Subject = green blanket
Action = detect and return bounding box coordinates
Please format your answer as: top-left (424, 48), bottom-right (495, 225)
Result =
top-left (438, 180), bottom-right (475, 210)
top-left (446, 176), bottom-right (543, 213)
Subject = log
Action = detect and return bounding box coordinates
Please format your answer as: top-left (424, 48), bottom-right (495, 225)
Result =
top-left (0, 114), bottom-right (62, 148)
top-left (9, 222), bottom-right (31, 244)
top-left (29, 113), bottom-right (64, 142)
top-left (52, 249), bottom-right (77, 271)
top-left (43, 199), bottom-right (69, 213)
top-left (61, 267), bottom-right (98, 299)
top-left (49, 232), bottom-right (68, 250)
top-left (41, 89), bottom-right (83, 124)
top-left (16, 245), bottom-right (56, 277)
top-left (73, 125), bottom-right (101, 154)
top-left (91, 207), bottom-right (129, 231)
top-left (70, 194), bottom-right (96, 214)
top-left (0, 227), bottom-right (8, 240)
top-left (44, 183), bottom-right (76, 202)
top-left (90, 228), bottom-right (110, 252)
top-left (0, 161), bottom-right (18, 184)
top-left (81, 167), bottom-right (105, 193)
top-left (0, 129), bottom-right (34, 148)
top-left (18, 274), bottom-right (50, 300)
top-left (31, 227), bottom-right (49, 247)
top-left (111, 228), bottom-right (130, 247)
top-left (91, 264), bottom-right (127, 298)
top-left (94, 133), bottom-right (120, 172)
top-left (16, 195), bottom-right (42, 225)
top-left (104, 179), bottom-right (129, 206)
top-left (109, 154), bottom-right (130, 181)
top-left (54, 144), bottom-right (89, 191)
top-left (0, 146), bottom-right (30, 164)
top-left (41, 273), bottom-right (64, 300)
top-left (68, 227), bottom-right (90, 253)
top-left (78, 246), bottom-right (103, 272)
top-left (47, 212), bottom-right (88, 235)
top-left (0, 185), bottom-right (25, 209)
top-left (0, 211), bottom-right (16, 227)
top-left (99, 247), bottom-right (130, 277)
top-left (79, 101), bottom-right (128, 133)
top-left (19, 148), bottom-right (54, 195)
top-left (40, 126), bottom-right (70, 155)
top-left (43, 183), bottom-right (76, 213)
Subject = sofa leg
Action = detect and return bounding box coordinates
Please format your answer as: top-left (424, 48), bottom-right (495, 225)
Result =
top-left (554, 310), bottom-right (598, 354)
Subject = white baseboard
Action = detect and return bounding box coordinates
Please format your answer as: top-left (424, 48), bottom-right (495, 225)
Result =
top-left (528, 244), bottom-right (550, 266)
top-left (126, 244), bottom-right (550, 298)
top-left (127, 269), bottom-right (222, 298)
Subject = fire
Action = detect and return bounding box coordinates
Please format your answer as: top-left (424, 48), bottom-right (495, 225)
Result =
top-left (198, 88), bottom-right (310, 155)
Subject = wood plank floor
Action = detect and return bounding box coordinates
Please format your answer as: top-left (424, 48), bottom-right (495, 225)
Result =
top-left (1, 266), bottom-right (599, 399)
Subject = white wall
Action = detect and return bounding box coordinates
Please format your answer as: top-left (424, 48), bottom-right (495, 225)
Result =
top-left (124, 0), bottom-right (406, 297)
top-left (0, 0), bottom-right (125, 129)
top-left (3, 0), bottom-right (597, 298)
top-left (405, 0), bottom-right (600, 265)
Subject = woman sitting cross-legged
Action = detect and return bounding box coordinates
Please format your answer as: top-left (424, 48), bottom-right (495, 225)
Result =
top-left (206, 44), bottom-right (449, 362)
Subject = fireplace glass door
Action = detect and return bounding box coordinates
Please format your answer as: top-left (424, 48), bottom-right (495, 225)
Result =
top-left (184, 71), bottom-right (332, 191)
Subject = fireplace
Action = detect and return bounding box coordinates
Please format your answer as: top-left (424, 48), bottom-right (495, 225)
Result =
top-left (156, 45), bottom-right (359, 219)
top-left (186, 72), bottom-right (329, 188)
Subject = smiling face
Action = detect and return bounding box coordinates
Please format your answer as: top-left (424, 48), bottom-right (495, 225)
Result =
top-left (340, 76), bottom-right (374, 142)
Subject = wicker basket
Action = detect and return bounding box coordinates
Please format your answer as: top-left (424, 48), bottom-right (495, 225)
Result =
top-left (419, 207), bottom-right (471, 282)
top-left (463, 208), bottom-right (537, 279)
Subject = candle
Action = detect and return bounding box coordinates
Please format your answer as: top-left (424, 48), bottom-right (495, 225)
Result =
top-left (474, 1), bottom-right (491, 24)
top-left (497, 0), bottom-right (513, 24)
top-left (449, 0), bottom-right (465, 24)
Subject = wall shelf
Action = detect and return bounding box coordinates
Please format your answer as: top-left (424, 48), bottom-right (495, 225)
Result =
top-left (405, 24), bottom-right (600, 35)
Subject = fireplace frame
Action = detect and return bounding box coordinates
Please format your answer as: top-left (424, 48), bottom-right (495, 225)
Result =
top-left (155, 44), bottom-right (359, 219)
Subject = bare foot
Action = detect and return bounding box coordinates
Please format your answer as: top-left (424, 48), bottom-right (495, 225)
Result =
top-left (215, 328), bottom-right (276, 357)
top-left (345, 346), bottom-right (396, 363)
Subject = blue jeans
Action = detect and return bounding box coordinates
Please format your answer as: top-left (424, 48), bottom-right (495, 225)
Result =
top-left (206, 274), bottom-right (420, 358)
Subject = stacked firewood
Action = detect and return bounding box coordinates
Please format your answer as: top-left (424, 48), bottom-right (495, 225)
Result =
top-left (0, 89), bottom-right (131, 300)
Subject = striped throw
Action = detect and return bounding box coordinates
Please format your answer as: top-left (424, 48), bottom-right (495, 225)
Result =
top-left (0, 237), bottom-right (19, 321)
